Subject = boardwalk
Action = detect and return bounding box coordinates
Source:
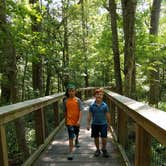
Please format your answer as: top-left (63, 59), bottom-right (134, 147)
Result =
top-left (34, 99), bottom-right (125, 166)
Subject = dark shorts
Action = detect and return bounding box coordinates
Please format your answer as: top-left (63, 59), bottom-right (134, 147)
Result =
top-left (91, 124), bottom-right (108, 138)
top-left (67, 125), bottom-right (80, 139)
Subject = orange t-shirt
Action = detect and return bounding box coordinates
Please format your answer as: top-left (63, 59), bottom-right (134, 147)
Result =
top-left (65, 97), bottom-right (80, 125)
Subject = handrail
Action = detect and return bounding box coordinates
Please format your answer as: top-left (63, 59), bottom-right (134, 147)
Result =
top-left (0, 88), bottom-right (95, 166)
top-left (104, 89), bottom-right (166, 166)
top-left (0, 93), bottom-right (65, 166)
top-left (0, 93), bottom-right (64, 125)
top-left (105, 90), bottom-right (166, 145)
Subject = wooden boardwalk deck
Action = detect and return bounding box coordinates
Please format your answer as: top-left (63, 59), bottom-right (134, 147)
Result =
top-left (34, 99), bottom-right (125, 166)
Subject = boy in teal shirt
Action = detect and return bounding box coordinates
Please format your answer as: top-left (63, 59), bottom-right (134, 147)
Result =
top-left (87, 88), bottom-right (111, 157)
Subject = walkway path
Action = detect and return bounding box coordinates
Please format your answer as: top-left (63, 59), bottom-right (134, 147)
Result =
top-left (34, 99), bottom-right (125, 166)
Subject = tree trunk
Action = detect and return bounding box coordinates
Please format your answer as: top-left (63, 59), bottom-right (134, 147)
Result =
top-left (30, 0), bottom-right (43, 97)
top-left (121, 0), bottom-right (137, 99)
top-left (149, 0), bottom-right (161, 107)
top-left (81, 0), bottom-right (89, 87)
top-left (109, 0), bottom-right (123, 94)
top-left (0, 0), bottom-right (29, 162)
top-left (21, 56), bottom-right (28, 101)
top-left (45, 62), bottom-right (51, 96)
top-left (62, 0), bottom-right (69, 88)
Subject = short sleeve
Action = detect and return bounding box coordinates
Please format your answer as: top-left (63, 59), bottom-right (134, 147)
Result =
top-left (105, 103), bottom-right (109, 112)
top-left (77, 98), bottom-right (84, 111)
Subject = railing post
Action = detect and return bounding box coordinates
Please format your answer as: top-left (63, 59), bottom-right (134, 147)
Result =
top-left (117, 108), bottom-right (127, 147)
top-left (110, 101), bottom-right (115, 128)
top-left (135, 124), bottom-right (151, 166)
top-left (0, 125), bottom-right (9, 166)
top-left (53, 101), bottom-right (59, 127)
top-left (35, 108), bottom-right (46, 146)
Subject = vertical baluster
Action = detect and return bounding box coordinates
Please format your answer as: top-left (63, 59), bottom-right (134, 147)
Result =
top-left (0, 125), bottom-right (9, 166)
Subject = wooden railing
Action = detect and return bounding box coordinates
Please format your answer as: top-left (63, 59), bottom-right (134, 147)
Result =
top-left (0, 93), bottom-right (66, 166)
top-left (0, 87), bottom-right (165, 166)
top-left (0, 88), bottom-right (95, 166)
top-left (104, 90), bottom-right (166, 166)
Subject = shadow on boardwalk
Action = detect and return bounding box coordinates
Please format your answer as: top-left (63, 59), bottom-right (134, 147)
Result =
top-left (34, 99), bottom-right (125, 166)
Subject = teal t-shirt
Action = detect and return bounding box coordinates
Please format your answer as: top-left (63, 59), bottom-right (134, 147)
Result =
top-left (89, 101), bottom-right (109, 125)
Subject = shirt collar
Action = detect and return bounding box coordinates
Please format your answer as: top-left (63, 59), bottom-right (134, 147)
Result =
top-left (93, 101), bottom-right (104, 106)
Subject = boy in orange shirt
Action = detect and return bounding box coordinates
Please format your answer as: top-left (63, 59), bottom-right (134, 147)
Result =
top-left (63, 84), bottom-right (83, 160)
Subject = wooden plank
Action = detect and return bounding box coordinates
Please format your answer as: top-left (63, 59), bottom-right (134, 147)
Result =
top-left (35, 108), bottom-right (46, 146)
top-left (117, 108), bottom-right (127, 147)
top-left (110, 101), bottom-right (116, 128)
top-left (0, 125), bottom-right (9, 166)
top-left (53, 101), bottom-right (59, 127)
top-left (135, 124), bottom-right (151, 166)
top-left (23, 119), bottom-right (65, 166)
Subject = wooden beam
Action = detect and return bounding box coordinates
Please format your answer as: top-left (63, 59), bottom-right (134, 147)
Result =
top-left (0, 125), bottom-right (9, 166)
top-left (104, 90), bottom-right (166, 146)
top-left (110, 101), bottom-right (115, 128)
top-left (135, 124), bottom-right (151, 166)
top-left (117, 108), bottom-right (127, 148)
top-left (0, 93), bottom-right (64, 125)
top-left (53, 101), bottom-right (59, 127)
top-left (35, 108), bottom-right (46, 146)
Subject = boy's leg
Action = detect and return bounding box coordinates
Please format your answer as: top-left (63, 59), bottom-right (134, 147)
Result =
top-left (91, 124), bottom-right (101, 156)
top-left (67, 126), bottom-right (75, 160)
top-left (69, 139), bottom-right (74, 152)
top-left (101, 137), bottom-right (107, 150)
top-left (94, 137), bottom-right (100, 156)
top-left (74, 126), bottom-right (80, 147)
top-left (100, 124), bottom-right (109, 157)
top-left (94, 137), bottom-right (100, 150)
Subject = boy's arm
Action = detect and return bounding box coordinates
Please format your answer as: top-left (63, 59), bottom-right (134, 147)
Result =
top-left (77, 110), bottom-right (82, 126)
top-left (87, 111), bottom-right (92, 130)
top-left (63, 99), bottom-right (67, 125)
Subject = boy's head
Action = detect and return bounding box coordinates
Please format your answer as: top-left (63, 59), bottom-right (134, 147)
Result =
top-left (94, 88), bottom-right (104, 102)
top-left (66, 83), bottom-right (76, 98)
top-left (94, 88), bottom-right (104, 95)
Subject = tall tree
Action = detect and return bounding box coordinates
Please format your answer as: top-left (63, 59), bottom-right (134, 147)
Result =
top-left (29, 0), bottom-right (43, 96)
top-left (81, 0), bottom-right (89, 87)
top-left (108, 0), bottom-right (122, 94)
top-left (121, 0), bottom-right (137, 98)
top-left (149, 0), bottom-right (161, 107)
top-left (0, 0), bottom-right (29, 162)
top-left (0, 0), bottom-right (17, 104)
top-left (62, 0), bottom-right (69, 88)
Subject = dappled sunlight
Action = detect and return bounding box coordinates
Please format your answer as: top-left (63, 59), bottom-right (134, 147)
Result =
top-left (51, 140), bottom-right (68, 146)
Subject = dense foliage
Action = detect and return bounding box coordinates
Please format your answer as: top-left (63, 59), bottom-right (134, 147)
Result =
top-left (0, 0), bottom-right (165, 164)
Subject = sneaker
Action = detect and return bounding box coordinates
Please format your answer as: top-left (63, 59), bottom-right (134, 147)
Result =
top-left (102, 149), bottom-right (109, 158)
top-left (67, 153), bottom-right (73, 160)
top-left (94, 149), bottom-right (100, 157)
top-left (75, 139), bottom-right (80, 148)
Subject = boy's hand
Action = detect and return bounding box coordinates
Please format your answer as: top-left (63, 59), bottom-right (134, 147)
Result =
top-left (76, 121), bottom-right (80, 127)
top-left (107, 125), bottom-right (111, 132)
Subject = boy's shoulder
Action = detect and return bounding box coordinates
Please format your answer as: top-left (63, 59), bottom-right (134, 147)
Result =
top-left (75, 97), bottom-right (82, 101)
top-left (63, 96), bottom-right (81, 102)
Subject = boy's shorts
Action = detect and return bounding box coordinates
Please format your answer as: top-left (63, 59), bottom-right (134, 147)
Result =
top-left (67, 125), bottom-right (80, 139)
top-left (91, 124), bottom-right (107, 138)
